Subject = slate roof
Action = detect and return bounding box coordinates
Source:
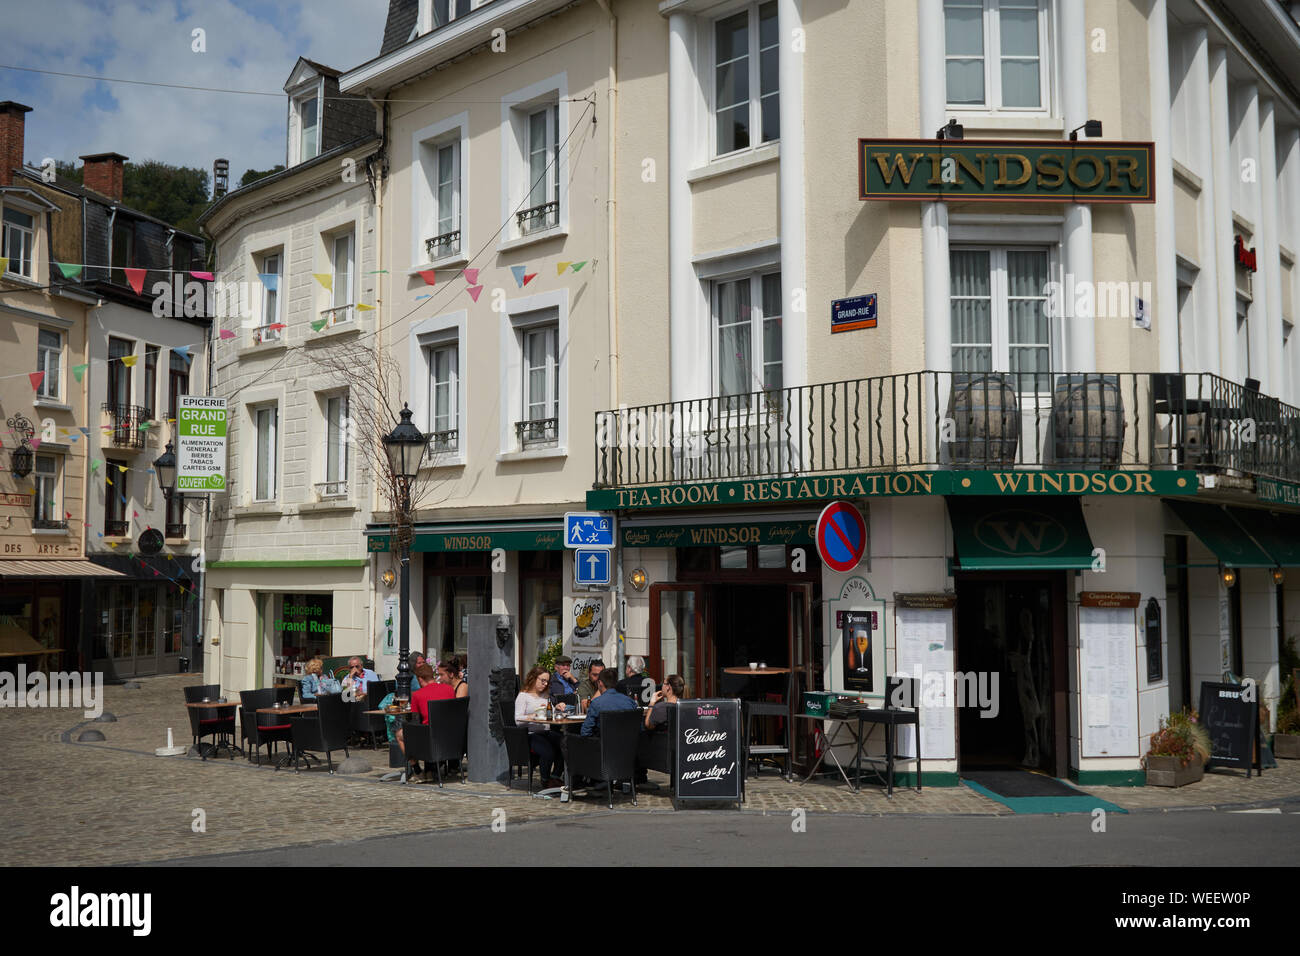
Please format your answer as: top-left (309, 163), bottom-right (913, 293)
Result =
top-left (380, 0), bottom-right (420, 56)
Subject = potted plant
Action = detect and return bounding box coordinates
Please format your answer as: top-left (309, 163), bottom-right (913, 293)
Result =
top-left (1142, 709), bottom-right (1212, 786)
top-left (1272, 636), bottom-right (1299, 760)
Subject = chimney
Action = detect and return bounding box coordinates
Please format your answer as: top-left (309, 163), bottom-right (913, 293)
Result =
top-left (0, 101), bottom-right (33, 188)
top-left (81, 152), bottom-right (129, 201)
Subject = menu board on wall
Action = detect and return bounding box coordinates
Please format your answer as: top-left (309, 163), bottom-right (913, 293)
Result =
top-left (893, 605), bottom-right (956, 760)
top-left (1079, 606), bottom-right (1139, 758)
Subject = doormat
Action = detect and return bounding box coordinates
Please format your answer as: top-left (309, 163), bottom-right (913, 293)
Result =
top-left (962, 771), bottom-right (1127, 815)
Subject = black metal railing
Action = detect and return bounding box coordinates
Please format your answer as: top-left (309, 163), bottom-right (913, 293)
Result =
top-left (516, 417), bottom-right (558, 448)
top-left (165, 522), bottom-right (186, 539)
top-left (101, 403), bottom-right (147, 450)
top-left (516, 200), bottom-right (558, 235)
top-left (314, 480), bottom-right (348, 498)
top-left (104, 519), bottom-right (128, 537)
top-left (427, 429), bottom-right (459, 456)
top-left (425, 230), bottom-right (461, 259)
top-left (593, 371), bottom-right (1300, 488)
top-left (321, 305), bottom-right (354, 328)
top-left (33, 518), bottom-right (67, 530)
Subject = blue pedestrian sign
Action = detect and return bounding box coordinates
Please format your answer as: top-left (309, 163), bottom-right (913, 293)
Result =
top-left (575, 549), bottom-right (612, 586)
top-left (564, 512), bottom-right (614, 548)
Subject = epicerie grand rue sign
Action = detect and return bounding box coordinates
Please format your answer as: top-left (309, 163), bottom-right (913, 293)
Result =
top-left (858, 139), bottom-right (1155, 203)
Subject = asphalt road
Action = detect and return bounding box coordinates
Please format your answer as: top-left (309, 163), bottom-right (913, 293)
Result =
top-left (161, 803), bottom-right (1300, 867)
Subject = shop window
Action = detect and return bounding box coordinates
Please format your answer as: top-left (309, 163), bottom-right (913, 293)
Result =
top-left (520, 550), bottom-right (563, 668)
top-left (273, 594), bottom-right (333, 674)
top-left (713, 2), bottom-right (779, 157)
top-left (423, 552), bottom-right (490, 658)
top-left (944, 0), bottom-right (1050, 112)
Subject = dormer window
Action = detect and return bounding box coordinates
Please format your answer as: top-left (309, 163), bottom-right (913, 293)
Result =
top-left (418, 0), bottom-right (474, 34)
top-left (300, 95), bottom-right (319, 161)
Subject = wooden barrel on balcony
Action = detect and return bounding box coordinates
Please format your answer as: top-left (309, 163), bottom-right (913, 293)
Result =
top-left (1052, 374), bottom-right (1125, 466)
top-left (946, 373), bottom-right (1019, 466)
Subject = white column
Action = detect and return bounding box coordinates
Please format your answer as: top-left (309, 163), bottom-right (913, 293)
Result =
top-left (778, 0), bottom-right (806, 390)
top-left (1283, 126), bottom-right (1300, 405)
top-left (1061, 0), bottom-right (1095, 371)
top-left (1188, 27), bottom-right (1219, 375)
top-left (918, 0), bottom-right (950, 373)
top-left (668, 13), bottom-right (703, 402)
top-left (1209, 45), bottom-right (1238, 380)
top-left (1148, 0), bottom-right (1179, 374)
top-left (1240, 83), bottom-right (1268, 383)
top-left (1258, 98), bottom-right (1284, 393)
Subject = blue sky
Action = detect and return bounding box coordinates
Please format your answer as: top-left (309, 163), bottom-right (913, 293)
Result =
top-left (0, 0), bottom-right (390, 185)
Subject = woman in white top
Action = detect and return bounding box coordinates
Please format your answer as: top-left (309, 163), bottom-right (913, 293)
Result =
top-left (515, 666), bottom-right (566, 788)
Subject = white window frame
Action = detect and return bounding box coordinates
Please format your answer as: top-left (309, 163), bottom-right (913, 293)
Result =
top-left (36, 328), bottom-right (62, 401)
top-left (411, 311), bottom-right (469, 468)
top-left (498, 288), bottom-right (569, 459)
top-left (324, 229), bottom-right (355, 327)
top-left (319, 392), bottom-right (349, 498)
top-left (948, 243), bottom-right (1057, 382)
top-left (288, 77), bottom-right (324, 166)
top-left (501, 74), bottom-right (569, 247)
top-left (429, 342), bottom-right (460, 455)
top-left (412, 113), bottom-right (470, 269)
top-left (257, 250), bottom-right (283, 343)
top-left (943, 0), bottom-right (1053, 115)
top-left (254, 404), bottom-right (279, 502)
top-left (2, 205), bottom-right (36, 279)
top-left (521, 324), bottom-right (559, 431)
top-left (708, 0), bottom-right (781, 159)
top-left (710, 270), bottom-right (783, 405)
top-left (32, 453), bottom-right (63, 527)
top-left (418, 0), bottom-right (480, 34)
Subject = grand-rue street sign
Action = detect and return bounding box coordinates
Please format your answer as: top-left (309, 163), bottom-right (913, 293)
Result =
top-left (858, 139), bottom-right (1155, 203)
top-left (586, 469), bottom-right (1196, 511)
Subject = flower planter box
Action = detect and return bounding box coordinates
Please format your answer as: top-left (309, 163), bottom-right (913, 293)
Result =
top-left (1144, 755), bottom-right (1205, 787)
top-left (1273, 734), bottom-right (1300, 760)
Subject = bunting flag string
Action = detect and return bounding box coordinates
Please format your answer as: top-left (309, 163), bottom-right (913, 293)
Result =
top-left (463, 268), bottom-right (479, 285)
top-left (28, 371), bottom-right (45, 391)
top-left (466, 285), bottom-right (484, 303)
top-left (55, 262), bottom-right (84, 279)
top-left (72, 363), bottom-right (88, 383)
top-left (310, 317), bottom-right (328, 332)
top-left (312, 273), bottom-right (333, 291)
top-left (510, 265), bottom-right (527, 288)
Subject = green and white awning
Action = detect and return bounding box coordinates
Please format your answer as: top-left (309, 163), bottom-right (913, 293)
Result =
top-left (947, 496), bottom-right (1097, 570)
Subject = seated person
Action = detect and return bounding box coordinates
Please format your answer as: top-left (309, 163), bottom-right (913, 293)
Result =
top-left (439, 657), bottom-right (469, 699)
top-left (300, 657), bottom-right (325, 700)
top-left (581, 668), bottom-right (637, 737)
top-left (549, 655), bottom-right (579, 704)
top-left (576, 659), bottom-right (604, 703)
top-left (342, 656), bottom-right (380, 698)
top-left (515, 667), bottom-right (566, 789)
top-left (618, 655), bottom-right (655, 704)
top-left (645, 674), bottom-right (685, 731)
top-left (411, 662), bottom-right (454, 723)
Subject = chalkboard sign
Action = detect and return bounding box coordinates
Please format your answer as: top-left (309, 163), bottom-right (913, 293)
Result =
top-left (674, 699), bottom-right (743, 805)
top-left (1197, 681), bottom-right (1260, 776)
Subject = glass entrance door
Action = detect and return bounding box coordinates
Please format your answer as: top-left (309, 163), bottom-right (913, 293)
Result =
top-left (649, 584), bottom-right (702, 697)
top-left (789, 582), bottom-right (816, 769)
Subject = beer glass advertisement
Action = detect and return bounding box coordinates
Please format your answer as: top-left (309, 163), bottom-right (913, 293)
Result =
top-left (842, 610), bottom-right (875, 691)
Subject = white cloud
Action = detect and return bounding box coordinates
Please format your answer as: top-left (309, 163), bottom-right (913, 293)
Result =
top-left (0, 0), bottom-right (389, 183)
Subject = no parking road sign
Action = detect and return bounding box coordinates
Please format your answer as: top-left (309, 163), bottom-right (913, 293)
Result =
top-left (816, 500), bottom-right (867, 572)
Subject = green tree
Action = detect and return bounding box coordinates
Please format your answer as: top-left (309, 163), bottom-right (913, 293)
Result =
top-left (239, 165), bottom-right (285, 188)
top-left (52, 158), bottom-right (210, 234)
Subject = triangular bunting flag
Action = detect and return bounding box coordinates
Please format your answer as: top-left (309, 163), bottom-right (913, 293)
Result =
top-left (356, 303), bottom-right (375, 311)
top-left (133, 511), bottom-right (139, 518)
top-left (571, 260), bottom-right (588, 272)
top-left (510, 265), bottom-right (527, 288)
top-left (65, 511), bottom-right (71, 519)
top-left (523, 273), bottom-right (537, 285)
top-left (312, 273), bottom-right (333, 291)
top-left (310, 317), bottom-right (328, 332)
top-left (30, 438), bottom-right (41, 450)
top-left (91, 459), bottom-right (101, 473)
top-left (415, 294), bottom-right (431, 301)
top-left (56, 262), bottom-right (83, 279)
top-left (121, 354), bottom-right (138, 367)
top-left (258, 273), bottom-right (279, 291)
top-left (73, 364), bottom-right (88, 383)
top-left (466, 285), bottom-right (484, 303)
top-left (106, 476), bottom-right (112, 486)
top-left (190, 270), bottom-right (214, 281)
top-left (366, 270), bottom-right (389, 275)
top-left (68, 434), bottom-right (79, 443)
top-left (219, 329), bottom-right (236, 340)
top-left (117, 464), bottom-right (128, 473)
top-left (463, 268), bottom-right (479, 284)
top-left (417, 270), bottom-right (437, 287)
top-left (123, 267), bottom-right (147, 294)
top-left (28, 371), bottom-right (45, 391)
top-left (97, 532), bottom-right (103, 538)
top-left (0, 257), bottom-right (8, 275)
top-left (138, 422), bottom-right (151, 431)
top-left (78, 427), bottom-right (89, 437)
top-left (268, 323), bottom-right (286, 331)
top-left (173, 345), bottom-right (192, 364)
top-left (557, 261), bottom-right (572, 275)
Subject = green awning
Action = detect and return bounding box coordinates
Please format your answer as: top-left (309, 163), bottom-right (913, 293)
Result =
top-left (1164, 500), bottom-right (1274, 568)
top-left (947, 496), bottom-right (1097, 570)
top-left (367, 519), bottom-right (564, 553)
top-left (1222, 507), bottom-right (1300, 567)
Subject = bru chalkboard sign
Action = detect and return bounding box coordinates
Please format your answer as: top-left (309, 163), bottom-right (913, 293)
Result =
top-left (1197, 681), bottom-right (1260, 776)
top-left (673, 699), bottom-right (743, 805)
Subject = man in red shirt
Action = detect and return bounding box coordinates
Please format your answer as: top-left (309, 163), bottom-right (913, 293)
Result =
top-left (410, 662), bottom-right (454, 723)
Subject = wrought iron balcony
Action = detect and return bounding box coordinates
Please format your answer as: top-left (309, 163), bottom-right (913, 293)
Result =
top-left (252, 324), bottom-right (283, 345)
top-left (516, 200), bottom-right (558, 235)
top-left (593, 371), bottom-right (1300, 488)
top-left (101, 403), bottom-right (147, 451)
top-left (427, 429), bottom-right (459, 456)
top-left (32, 518), bottom-right (67, 530)
top-left (320, 305), bottom-right (353, 328)
top-left (104, 519), bottom-right (129, 537)
top-left (425, 230), bottom-right (461, 260)
top-left (165, 522), bottom-right (187, 539)
top-left (516, 417), bottom-right (558, 448)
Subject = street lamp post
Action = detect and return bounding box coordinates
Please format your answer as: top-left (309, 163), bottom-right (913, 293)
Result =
top-left (153, 441), bottom-right (178, 498)
top-left (382, 403), bottom-right (427, 702)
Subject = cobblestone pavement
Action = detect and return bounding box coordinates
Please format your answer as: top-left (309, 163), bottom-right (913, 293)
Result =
top-left (2, 674), bottom-right (1296, 865)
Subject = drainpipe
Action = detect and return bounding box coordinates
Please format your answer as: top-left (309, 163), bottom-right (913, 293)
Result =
top-left (595, 0), bottom-right (618, 412)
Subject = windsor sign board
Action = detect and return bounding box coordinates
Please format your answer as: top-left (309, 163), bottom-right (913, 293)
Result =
top-left (176, 396), bottom-right (228, 492)
top-left (674, 699), bottom-right (743, 805)
top-left (858, 139), bottom-right (1155, 203)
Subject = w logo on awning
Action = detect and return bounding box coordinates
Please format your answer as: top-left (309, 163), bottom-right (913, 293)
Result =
top-left (974, 510), bottom-right (1068, 556)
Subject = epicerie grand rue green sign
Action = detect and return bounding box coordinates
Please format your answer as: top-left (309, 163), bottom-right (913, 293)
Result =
top-left (176, 395), bottom-right (228, 492)
top-left (858, 139), bottom-right (1155, 203)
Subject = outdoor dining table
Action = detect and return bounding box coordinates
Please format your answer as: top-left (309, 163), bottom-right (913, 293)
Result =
top-left (186, 700), bottom-right (244, 758)
top-left (723, 666), bottom-right (793, 779)
top-left (520, 713), bottom-right (587, 800)
top-left (795, 711), bottom-right (867, 791)
top-left (256, 704), bottom-right (319, 768)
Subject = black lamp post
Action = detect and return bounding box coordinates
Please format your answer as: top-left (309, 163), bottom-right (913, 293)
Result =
top-left (153, 441), bottom-right (178, 497)
top-left (382, 403), bottom-right (427, 701)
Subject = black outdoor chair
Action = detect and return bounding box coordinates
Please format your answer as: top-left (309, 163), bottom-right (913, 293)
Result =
top-left (352, 680), bottom-right (394, 748)
top-left (564, 709), bottom-right (642, 808)
top-left (500, 698), bottom-right (540, 793)
top-left (637, 720), bottom-right (675, 786)
top-left (239, 688), bottom-right (273, 762)
top-left (400, 697), bottom-right (470, 787)
top-left (274, 685), bottom-right (297, 706)
top-left (184, 683), bottom-right (233, 759)
top-left (288, 693), bottom-right (351, 772)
